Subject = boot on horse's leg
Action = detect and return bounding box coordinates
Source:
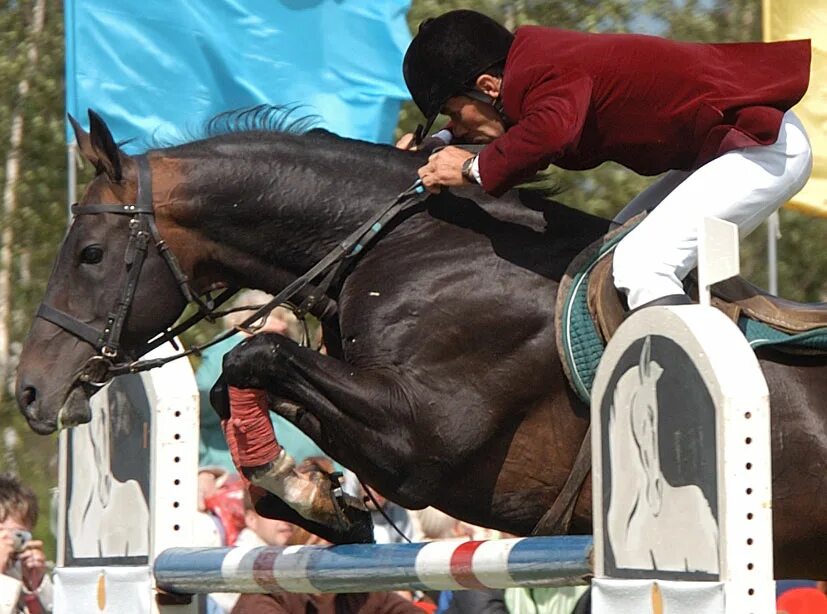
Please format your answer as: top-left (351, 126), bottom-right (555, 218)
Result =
top-left (242, 449), bottom-right (374, 543)
top-left (250, 485), bottom-right (375, 545)
top-left (212, 379), bottom-right (373, 543)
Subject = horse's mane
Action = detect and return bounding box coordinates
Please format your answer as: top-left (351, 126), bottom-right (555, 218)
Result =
top-left (150, 104), bottom-right (412, 162)
top-left (205, 105), bottom-right (321, 137)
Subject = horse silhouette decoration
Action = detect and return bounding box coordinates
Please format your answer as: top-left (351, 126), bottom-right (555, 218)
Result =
top-left (606, 337), bottom-right (719, 574)
top-left (15, 108), bottom-right (827, 577)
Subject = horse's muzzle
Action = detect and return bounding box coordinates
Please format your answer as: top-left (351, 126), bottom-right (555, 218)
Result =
top-left (16, 383), bottom-right (58, 435)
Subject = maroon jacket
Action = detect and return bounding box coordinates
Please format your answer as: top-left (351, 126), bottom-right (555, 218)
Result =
top-left (478, 26), bottom-right (811, 196)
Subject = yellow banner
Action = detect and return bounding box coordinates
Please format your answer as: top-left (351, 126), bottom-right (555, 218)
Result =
top-left (763, 0), bottom-right (827, 217)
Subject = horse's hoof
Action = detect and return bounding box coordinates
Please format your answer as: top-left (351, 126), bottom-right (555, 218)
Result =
top-left (252, 487), bottom-right (375, 545)
top-left (306, 471), bottom-right (374, 544)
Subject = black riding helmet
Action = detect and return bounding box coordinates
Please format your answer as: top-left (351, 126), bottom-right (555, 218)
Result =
top-left (403, 10), bottom-right (514, 141)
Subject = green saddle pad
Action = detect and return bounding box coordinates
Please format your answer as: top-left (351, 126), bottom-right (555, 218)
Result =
top-left (559, 236), bottom-right (827, 404)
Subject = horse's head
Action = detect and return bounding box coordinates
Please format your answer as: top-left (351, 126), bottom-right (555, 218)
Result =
top-left (15, 111), bottom-right (188, 434)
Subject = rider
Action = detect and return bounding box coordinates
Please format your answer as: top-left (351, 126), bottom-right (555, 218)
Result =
top-left (400, 10), bottom-right (813, 311)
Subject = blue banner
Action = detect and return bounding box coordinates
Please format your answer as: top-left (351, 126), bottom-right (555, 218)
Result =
top-left (65, 1), bottom-right (412, 150)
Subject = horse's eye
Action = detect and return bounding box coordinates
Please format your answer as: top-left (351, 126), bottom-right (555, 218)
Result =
top-left (80, 245), bottom-right (104, 264)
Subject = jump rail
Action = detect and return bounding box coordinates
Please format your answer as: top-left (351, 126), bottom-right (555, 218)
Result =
top-left (154, 535), bottom-right (593, 595)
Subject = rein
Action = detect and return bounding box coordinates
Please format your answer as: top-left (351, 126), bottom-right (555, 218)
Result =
top-left (36, 153), bottom-right (427, 384)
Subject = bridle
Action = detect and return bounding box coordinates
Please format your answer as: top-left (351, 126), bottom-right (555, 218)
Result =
top-left (35, 153), bottom-right (428, 385)
top-left (34, 154), bottom-right (232, 383)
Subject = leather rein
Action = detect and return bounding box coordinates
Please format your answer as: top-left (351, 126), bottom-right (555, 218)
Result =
top-left (35, 154), bottom-right (428, 386)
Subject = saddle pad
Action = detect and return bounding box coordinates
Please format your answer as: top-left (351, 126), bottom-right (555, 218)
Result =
top-left (555, 223), bottom-right (638, 404)
top-left (556, 220), bottom-right (827, 404)
top-left (740, 318), bottom-right (827, 351)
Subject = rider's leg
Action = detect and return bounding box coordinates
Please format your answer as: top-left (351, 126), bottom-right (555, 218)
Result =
top-left (612, 169), bottom-right (690, 227)
top-left (614, 111), bottom-right (812, 310)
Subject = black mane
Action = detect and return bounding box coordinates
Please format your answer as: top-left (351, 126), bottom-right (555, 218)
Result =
top-left (205, 104), bottom-right (321, 136)
top-left (153, 104), bottom-right (421, 175)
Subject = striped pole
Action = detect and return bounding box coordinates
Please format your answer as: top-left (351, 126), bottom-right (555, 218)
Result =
top-left (155, 535), bottom-right (593, 594)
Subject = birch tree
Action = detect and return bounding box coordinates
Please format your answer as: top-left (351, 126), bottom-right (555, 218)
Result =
top-left (0, 0), bottom-right (45, 400)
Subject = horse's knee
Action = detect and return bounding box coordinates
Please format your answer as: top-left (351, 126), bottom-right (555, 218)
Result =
top-left (221, 334), bottom-right (285, 388)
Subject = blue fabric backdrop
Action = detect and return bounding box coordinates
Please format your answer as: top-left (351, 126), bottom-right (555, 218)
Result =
top-left (65, 0), bottom-right (412, 150)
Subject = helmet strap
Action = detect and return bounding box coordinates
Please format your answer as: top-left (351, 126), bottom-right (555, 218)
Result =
top-left (464, 89), bottom-right (511, 127)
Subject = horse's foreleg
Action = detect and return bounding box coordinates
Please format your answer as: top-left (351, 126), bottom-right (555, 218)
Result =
top-left (212, 383), bottom-right (373, 543)
top-left (222, 333), bottom-right (433, 505)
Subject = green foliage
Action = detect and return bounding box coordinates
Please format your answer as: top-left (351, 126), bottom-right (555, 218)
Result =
top-left (0, 0), bottom-right (65, 561)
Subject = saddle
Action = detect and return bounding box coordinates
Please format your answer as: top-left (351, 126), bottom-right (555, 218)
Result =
top-left (588, 238), bottom-right (827, 343)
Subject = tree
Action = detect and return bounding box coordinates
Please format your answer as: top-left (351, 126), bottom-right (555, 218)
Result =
top-left (0, 0), bottom-right (66, 560)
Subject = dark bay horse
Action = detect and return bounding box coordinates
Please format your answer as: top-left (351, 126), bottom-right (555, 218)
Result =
top-left (16, 109), bottom-right (827, 578)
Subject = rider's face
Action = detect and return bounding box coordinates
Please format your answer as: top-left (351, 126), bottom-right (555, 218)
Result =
top-left (442, 95), bottom-right (505, 144)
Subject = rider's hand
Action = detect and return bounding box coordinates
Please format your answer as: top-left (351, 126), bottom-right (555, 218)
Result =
top-left (417, 146), bottom-right (475, 194)
top-left (16, 540), bottom-right (46, 591)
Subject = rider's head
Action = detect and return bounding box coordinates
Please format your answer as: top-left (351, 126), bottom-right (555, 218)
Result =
top-left (403, 10), bottom-right (514, 144)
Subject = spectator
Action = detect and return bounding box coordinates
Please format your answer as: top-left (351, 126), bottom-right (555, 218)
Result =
top-left (358, 483), bottom-right (415, 545)
top-left (196, 290), bottom-right (337, 473)
top-left (200, 470), bottom-right (246, 548)
top-left (236, 490), bottom-right (295, 549)
top-left (231, 584), bottom-right (422, 614)
top-left (0, 473), bottom-right (52, 613)
top-left (504, 586), bottom-right (590, 614)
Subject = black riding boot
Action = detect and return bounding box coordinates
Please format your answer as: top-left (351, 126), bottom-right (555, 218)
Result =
top-left (626, 293), bottom-right (692, 318)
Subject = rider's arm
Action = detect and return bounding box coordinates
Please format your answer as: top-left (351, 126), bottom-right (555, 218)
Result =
top-left (477, 66), bottom-right (593, 196)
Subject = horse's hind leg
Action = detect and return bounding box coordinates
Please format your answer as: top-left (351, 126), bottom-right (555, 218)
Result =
top-left (221, 332), bottom-right (434, 506)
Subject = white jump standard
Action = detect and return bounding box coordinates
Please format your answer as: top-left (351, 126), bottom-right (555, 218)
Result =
top-left (590, 219), bottom-right (774, 614)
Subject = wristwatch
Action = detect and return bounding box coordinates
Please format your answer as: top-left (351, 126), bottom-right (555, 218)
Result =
top-left (461, 155), bottom-right (478, 184)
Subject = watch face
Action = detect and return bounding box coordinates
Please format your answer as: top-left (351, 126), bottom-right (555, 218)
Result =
top-left (462, 156), bottom-right (475, 181)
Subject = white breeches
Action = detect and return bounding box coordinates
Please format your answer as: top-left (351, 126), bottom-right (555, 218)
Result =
top-left (612, 111), bottom-right (813, 310)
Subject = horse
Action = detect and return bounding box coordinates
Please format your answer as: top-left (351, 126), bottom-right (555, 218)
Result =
top-left (16, 108), bottom-right (827, 578)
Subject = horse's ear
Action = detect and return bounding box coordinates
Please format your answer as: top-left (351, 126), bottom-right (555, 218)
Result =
top-left (67, 114), bottom-right (97, 166)
top-left (87, 109), bottom-right (123, 182)
top-left (638, 336), bottom-right (652, 381)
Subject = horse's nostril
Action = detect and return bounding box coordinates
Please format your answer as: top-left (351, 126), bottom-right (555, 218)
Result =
top-left (21, 386), bottom-right (36, 408)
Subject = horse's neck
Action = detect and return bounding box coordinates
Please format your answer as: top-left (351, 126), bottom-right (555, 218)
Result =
top-left (176, 144), bottom-right (421, 274)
